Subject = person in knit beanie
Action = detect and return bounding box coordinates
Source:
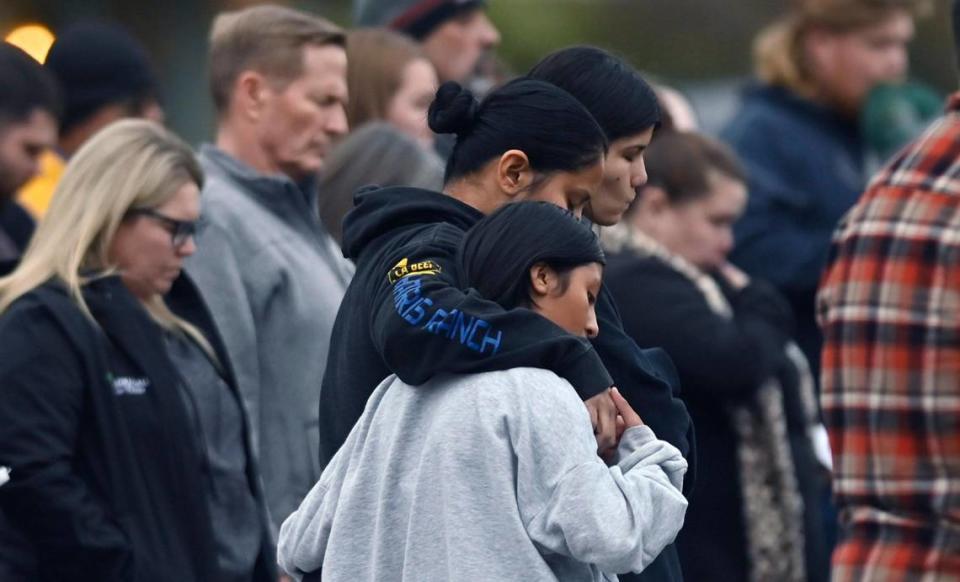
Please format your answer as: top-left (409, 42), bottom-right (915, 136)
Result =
top-left (45, 21), bottom-right (163, 157)
top-left (16, 21), bottom-right (163, 219)
top-left (354, 0), bottom-right (499, 83)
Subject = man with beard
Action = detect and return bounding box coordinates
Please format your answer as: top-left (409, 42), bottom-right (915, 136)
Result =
top-left (0, 43), bottom-right (59, 273)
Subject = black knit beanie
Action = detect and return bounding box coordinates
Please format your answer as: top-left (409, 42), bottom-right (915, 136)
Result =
top-left (355, 0), bottom-right (486, 40)
top-left (45, 21), bottom-right (159, 135)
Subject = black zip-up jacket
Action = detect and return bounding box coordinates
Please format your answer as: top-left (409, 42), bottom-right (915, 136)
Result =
top-left (0, 275), bottom-right (276, 582)
top-left (318, 187), bottom-right (693, 473)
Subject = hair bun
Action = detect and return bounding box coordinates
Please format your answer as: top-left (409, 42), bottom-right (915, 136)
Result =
top-left (428, 81), bottom-right (479, 136)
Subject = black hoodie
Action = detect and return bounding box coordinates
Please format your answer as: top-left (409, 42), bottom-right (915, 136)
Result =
top-left (319, 187), bottom-right (610, 465)
top-left (318, 187), bottom-right (693, 475)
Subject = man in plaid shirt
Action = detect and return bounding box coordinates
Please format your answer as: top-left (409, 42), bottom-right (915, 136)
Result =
top-left (818, 6), bottom-right (960, 577)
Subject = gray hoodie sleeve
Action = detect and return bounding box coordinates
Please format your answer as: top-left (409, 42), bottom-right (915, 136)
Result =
top-left (276, 372), bottom-right (394, 580)
top-left (276, 482), bottom-right (329, 581)
top-left (515, 374), bottom-right (688, 576)
top-left (276, 422), bottom-right (356, 581)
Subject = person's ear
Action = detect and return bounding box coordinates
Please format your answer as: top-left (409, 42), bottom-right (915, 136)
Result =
top-left (496, 150), bottom-right (535, 198)
top-left (235, 70), bottom-right (271, 122)
top-left (529, 262), bottom-right (558, 299)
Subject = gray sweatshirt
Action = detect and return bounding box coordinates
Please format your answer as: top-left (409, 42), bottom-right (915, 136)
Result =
top-left (278, 368), bottom-right (688, 581)
top-left (186, 145), bottom-right (354, 532)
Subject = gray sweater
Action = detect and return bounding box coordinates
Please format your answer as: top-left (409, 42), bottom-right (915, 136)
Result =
top-left (186, 145), bottom-right (354, 532)
top-left (278, 368), bottom-right (688, 581)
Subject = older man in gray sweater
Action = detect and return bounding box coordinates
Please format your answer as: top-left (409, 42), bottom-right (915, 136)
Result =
top-left (186, 5), bottom-right (352, 533)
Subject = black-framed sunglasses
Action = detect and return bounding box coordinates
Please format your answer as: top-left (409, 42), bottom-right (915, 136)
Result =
top-left (126, 208), bottom-right (206, 248)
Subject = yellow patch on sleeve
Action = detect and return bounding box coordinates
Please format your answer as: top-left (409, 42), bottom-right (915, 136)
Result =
top-left (388, 257), bottom-right (442, 283)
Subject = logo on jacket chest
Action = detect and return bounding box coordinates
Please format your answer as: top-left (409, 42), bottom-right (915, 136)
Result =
top-left (107, 373), bottom-right (151, 396)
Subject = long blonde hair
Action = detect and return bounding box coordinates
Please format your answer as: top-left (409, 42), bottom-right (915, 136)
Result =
top-left (0, 119), bottom-right (216, 360)
top-left (754, 0), bottom-right (932, 98)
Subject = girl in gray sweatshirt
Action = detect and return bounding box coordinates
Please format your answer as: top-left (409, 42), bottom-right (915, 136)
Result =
top-left (279, 202), bottom-right (688, 581)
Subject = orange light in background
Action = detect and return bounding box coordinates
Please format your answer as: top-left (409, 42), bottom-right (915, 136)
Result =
top-left (5, 24), bottom-right (56, 64)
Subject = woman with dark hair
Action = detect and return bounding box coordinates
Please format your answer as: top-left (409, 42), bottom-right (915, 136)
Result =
top-left (280, 201), bottom-right (688, 580)
top-left (317, 78), bottom-right (632, 473)
top-left (602, 132), bottom-right (829, 582)
top-left (529, 46), bottom-right (694, 582)
top-left (529, 45), bottom-right (661, 227)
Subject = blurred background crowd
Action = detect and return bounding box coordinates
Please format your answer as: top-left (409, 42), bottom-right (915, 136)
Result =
top-left (2, 0), bottom-right (960, 581)
top-left (2, 0), bottom-right (957, 143)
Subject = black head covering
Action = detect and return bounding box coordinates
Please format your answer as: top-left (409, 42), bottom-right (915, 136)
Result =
top-left (0, 43), bottom-right (61, 124)
top-left (45, 21), bottom-right (159, 134)
top-left (457, 201), bottom-right (604, 309)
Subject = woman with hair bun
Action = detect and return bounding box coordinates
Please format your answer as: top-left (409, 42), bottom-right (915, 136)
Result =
top-left (281, 201), bottom-right (688, 580)
top-left (317, 78), bottom-right (629, 474)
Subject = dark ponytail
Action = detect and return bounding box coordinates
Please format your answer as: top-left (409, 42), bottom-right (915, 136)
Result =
top-left (458, 201), bottom-right (605, 309)
top-left (428, 79), bottom-right (607, 184)
top-left (528, 45), bottom-right (660, 142)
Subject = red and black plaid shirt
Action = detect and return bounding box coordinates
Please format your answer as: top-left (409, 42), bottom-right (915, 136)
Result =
top-left (819, 93), bottom-right (960, 581)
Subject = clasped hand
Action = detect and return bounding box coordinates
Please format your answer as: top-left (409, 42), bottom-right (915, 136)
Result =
top-left (584, 387), bottom-right (644, 460)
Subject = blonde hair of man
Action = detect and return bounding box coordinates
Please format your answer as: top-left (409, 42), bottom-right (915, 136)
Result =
top-left (754, 0), bottom-right (932, 99)
top-left (208, 4), bottom-right (345, 115)
top-left (0, 119), bottom-right (216, 361)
